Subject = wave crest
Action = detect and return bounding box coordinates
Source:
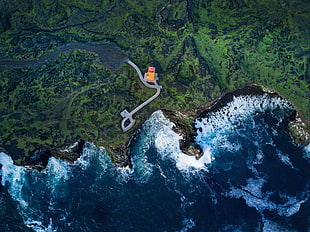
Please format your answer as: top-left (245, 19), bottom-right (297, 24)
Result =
top-left (195, 94), bottom-right (294, 161)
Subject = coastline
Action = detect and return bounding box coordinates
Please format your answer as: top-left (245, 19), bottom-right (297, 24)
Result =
top-left (0, 82), bottom-right (308, 171)
top-left (0, 48), bottom-right (308, 170)
top-left (162, 84), bottom-right (309, 161)
top-left (0, 0), bottom-right (309, 170)
top-left (0, 1), bottom-right (309, 231)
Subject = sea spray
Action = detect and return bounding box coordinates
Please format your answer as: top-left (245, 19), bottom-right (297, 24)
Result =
top-left (195, 94), bottom-right (309, 230)
top-left (304, 144), bottom-right (310, 162)
top-left (0, 95), bottom-right (308, 231)
top-left (142, 111), bottom-right (212, 172)
top-left (195, 94), bottom-right (294, 162)
top-left (179, 218), bottom-right (196, 232)
top-left (227, 176), bottom-right (309, 217)
top-left (74, 142), bottom-right (110, 170)
top-left (129, 125), bottom-right (155, 183)
top-left (43, 157), bottom-right (70, 186)
top-left (0, 144), bottom-right (109, 232)
top-left (0, 152), bottom-right (28, 208)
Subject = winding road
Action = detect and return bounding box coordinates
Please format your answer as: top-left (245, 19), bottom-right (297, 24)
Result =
top-left (0, 43), bottom-right (162, 132)
top-left (120, 60), bottom-right (162, 132)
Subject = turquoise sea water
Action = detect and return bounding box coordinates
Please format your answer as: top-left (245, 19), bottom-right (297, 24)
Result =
top-left (0, 94), bottom-right (309, 231)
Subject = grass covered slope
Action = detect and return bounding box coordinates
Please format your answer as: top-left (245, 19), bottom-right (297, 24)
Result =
top-left (193, 0), bottom-right (309, 116)
top-left (0, 0), bottom-right (309, 166)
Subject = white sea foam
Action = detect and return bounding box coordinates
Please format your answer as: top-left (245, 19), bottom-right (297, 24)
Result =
top-left (0, 144), bottom-right (117, 231)
top-left (255, 150), bottom-right (264, 164)
top-left (43, 157), bottom-right (70, 182)
top-left (131, 155), bottom-right (154, 183)
top-left (0, 152), bottom-right (70, 231)
top-left (97, 147), bottom-right (113, 172)
top-left (179, 218), bottom-right (196, 232)
top-left (115, 166), bottom-right (133, 183)
top-left (73, 142), bottom-right (96, 170)
top-left (247, 150), bottom-right (265, 175)
top-left (73, 142), bottom-right (114, 174)
top-left (227, 178), bottom-right (276, 213)
top-left (227, 177), bottom-right (308, 218)
top-left (242, 178), bottom-right (265, 199)
top-left (138, 94), bottom-right (292, 173)
top-left (128, 113), bottom-right (159, 182)
top-left (276, 193), bottom-right (307, 217)
top-left (262, 218), bottom-right (297, 232)
top-left (303, 144), bottom-right (310, 162)
top-left (149, 111), bottom-right (211, 172)
top-left (0, 152), bottom-right (28, 207)
top-left (130, 141), bottom-right (154, 183)
top-left (276, 150), bottom-right (294, 168)
top-left (24, 218), bottom-right (57, 232)
top-left (195, 94), bottom-right (293, 161)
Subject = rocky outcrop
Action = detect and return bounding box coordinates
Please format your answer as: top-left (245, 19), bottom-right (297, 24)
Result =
top-left (23, 139), bottom-right (85, 171)
top-left (162, 109), bottom-right (202, 158)
top-left (162, 84), bottom-right (308, 159)
top-left (0, 0), bottom-right (309, 169)
top-left (107, 144), bottom-right (132, 168)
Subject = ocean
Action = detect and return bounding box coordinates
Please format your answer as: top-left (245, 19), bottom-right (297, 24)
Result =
top-left (0, 94), bottom-right (309, 232)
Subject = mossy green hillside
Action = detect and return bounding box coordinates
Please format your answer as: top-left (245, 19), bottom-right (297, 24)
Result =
top-left (193, 0), bottom-right (309, 117)
top-left (0, 48), bottom-right (159, 164)
top-left (0, 0), bottom-right (309, 165)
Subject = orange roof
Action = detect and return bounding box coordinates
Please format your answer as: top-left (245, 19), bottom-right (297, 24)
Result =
top-left (148, 67), bottom-right (155, 72)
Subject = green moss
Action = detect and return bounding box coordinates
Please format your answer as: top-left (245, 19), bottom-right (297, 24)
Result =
top-left (0, 0), bottom-right (309, 164)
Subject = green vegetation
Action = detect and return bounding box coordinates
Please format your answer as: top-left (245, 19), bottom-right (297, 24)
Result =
top-left (0, 0), bottom-right (309, 165)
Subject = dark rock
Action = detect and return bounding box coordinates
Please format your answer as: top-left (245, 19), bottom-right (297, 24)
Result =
top-left (24, 148), bottom-right (50, 171)
top-left (162, 84), bottom-right (305, 161)
top-left (107, 144), bottom-right (132, 168)
top-left (162, 109), bottom-right (202, 158)
top-left (52, 139), bottom-right (86, 162)
top-left (23, 139), bottom-right (86, 171)
top-left (197, 84), bottom-right (280, 118)
top-left (0, 0), bottom-right (309, 171)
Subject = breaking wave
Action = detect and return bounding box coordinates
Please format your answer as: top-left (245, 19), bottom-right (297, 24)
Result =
top-left (0, 144), bottom-right (114, 232)
top-left (0, 94), bottom-right (309, 231)
top-left (148, 111), bottom-right (211, 172)
top-left (195, 94), bottom-right (294, 162)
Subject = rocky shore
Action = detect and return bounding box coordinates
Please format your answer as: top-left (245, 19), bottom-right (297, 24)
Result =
top-left (162, 84), bottom-right (309, 162)
top-left (0, 0), bottom-right (309, 170)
